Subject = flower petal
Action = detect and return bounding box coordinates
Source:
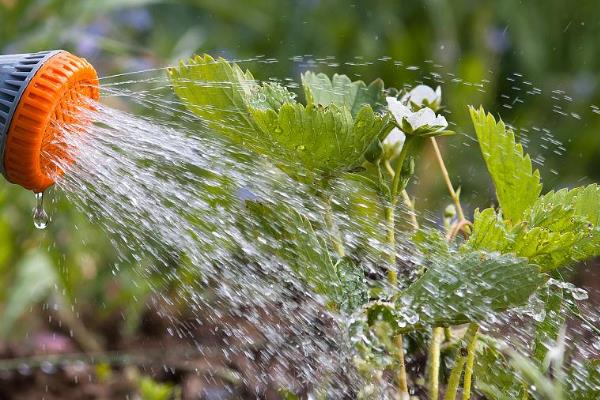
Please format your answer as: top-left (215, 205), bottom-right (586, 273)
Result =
top-left (408, 107), bottom-right (437, 129)
top-left (383, 128), bottom-right (406, 147)
top-left (386, 97), bottom-right (411, 123)
top-left (407, 85), bottom-right (438, 106)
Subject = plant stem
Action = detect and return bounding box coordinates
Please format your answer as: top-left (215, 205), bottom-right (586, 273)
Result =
top-left (391, 136), bottom-right (415, 202)
top-left (402, 189), bottom-right (419, 230)
top-left (428, 327), bottom-right (444, 400)
top-left (321, 193), bottom-right (345, 258)
top-left (429, 136), bottom-right (480, 400)
top-left (430, 137), bottom-right (465, 222)
top-left (461, 324), bottom-right (479, 400)
top-left (386, 136), bottom-right (416, 282)
top-left (444, 323), bottom-right (479, 400)
top-left (395, 334), bottom-right (410, 400)
top-left (385, 205), bottom-right (397, 283)
top-left (444, 327), bottom-right (453, 341)
top-left (386, 137), bottom-right (415, 400)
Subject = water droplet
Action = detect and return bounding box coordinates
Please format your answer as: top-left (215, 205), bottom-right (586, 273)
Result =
top-left (17, 363), bottom-right (32, 376)
top-left (571, 288), bottom-right (588, 301)
top-left (33, 191), bottom-right (50, 230)
top-left (40, 361), bottom-right (56, 374)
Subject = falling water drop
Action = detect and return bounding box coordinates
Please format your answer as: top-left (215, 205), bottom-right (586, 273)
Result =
top-left (33, 191), bottom-right (50, 230)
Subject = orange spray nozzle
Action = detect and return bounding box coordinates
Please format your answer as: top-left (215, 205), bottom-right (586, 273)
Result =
top-left (0, 50), bottom-right (99, 193)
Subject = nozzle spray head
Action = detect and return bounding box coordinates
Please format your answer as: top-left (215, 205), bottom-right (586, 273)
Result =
top-left (0, 50), bottom-right (99, 193)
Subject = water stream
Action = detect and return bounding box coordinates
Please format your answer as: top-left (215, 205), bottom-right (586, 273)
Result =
top-left (31, 60), bottom-right (599, 397)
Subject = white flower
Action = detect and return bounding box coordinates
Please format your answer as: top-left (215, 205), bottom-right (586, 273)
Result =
top-left (401, 84), bottom-right (442, 111)
top-left (382, 128), bottom-right (406, 158)
top-left (386, 96), bottom-right (448, 136)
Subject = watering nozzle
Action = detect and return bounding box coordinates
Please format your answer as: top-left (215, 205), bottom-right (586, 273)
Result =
top-left (0, 50), bottom-right (99, 193)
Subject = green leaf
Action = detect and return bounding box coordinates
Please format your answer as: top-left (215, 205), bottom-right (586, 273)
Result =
top-left (250, 102), bottom-right (393, 176)
top-left (565, 359), bottom-right (600, 400)
top-left (286, 210), bottom-right (341, 298)
top-left (243, 202), bottom-right (367, 310)
top-left (302, 71), bottom-right (386, 117)
top-left (169, 54), bottom-right (258, 143)
top-left (0, 251), bottom-right (57, 338)
top-left (395, 251), bottom-right (545, 327)
top-left (532, 285), bottom-right (564, 367)
top-left (470, 107), bottom-right (542, 223)
top-left (170, 55), bottom-right (394, 180)
top-left (286, 212), bottom-right (367, 311)
top-left (467, 208), bottom-right (513, 252)
top-left (475, 339), bottom-right (526, 400)
top-left (249, 81), bottom-right (296, 111)
top-left (466, 184), bottom-right (600, 271)
top-left (335, 257), bottom-right (368, 312)
top-left (518, 186), bottom-right (600, 270)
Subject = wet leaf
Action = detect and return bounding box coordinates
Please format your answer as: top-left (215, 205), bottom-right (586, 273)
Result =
top-left (532, 285), bottom-right (564, 367)
top-left (301, 71), bottom-right (386, 117)
top-left (250, 102), bottom-right (393, 177)
top-left (170, 55), bottom-right (394, 180)
top-left (396, 251), bottom-right (545, 327)
top-left (470, 107), bottom-right (542, 223)
top-left (466, 184), bottom-right (600, 271)
top-left (565, 359), bottom-right (600, 399)
top-left (475, 340), bottom-right (526, 400)
top-left (169, 54), bottom-right (258, 144)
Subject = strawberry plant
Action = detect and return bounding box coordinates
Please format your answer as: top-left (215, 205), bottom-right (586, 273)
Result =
top-left (168, 55), bottom-right (600, 399)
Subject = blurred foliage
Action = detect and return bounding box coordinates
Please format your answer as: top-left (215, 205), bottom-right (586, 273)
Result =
top-left (0, 0), bottom-right (599, 354)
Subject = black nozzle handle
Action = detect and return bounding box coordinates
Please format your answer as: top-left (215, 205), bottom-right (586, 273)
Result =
top-left (0, 50), bottom-right (62, 175)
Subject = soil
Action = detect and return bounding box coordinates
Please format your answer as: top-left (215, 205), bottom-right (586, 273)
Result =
top-left (0, 259), bottom-right (598, 400)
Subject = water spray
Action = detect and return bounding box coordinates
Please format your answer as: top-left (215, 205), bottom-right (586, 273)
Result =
top-left (0, 50), bottom-right (99, 193)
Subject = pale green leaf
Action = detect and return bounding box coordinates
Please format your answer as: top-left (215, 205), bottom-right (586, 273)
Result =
top-left (169, 54), bottom-right (258, 143)
top-left (0, 251), bottom-right (57, 338)
top-left (170, 55), bottom-right (394, 179)
top-left (250, 102), bottom-right (393, 175)
top-left (302, 71), bottom-right (386, 117)
top-left (470, 107), bottom-right (542, 222)
top-left (243, 202), bottom-right (367, 311)
top-left (467, 208), bottom-right (513, 252)
top-left (249, 81), bottom-right (296, 111)
top-left (466, 185), bottom-right (600, 271)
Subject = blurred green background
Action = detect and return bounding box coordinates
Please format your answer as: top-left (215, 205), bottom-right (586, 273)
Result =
top-left (0, 0), bottom-right (598, 375)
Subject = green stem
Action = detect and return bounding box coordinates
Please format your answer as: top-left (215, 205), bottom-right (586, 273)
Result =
top-left (444, 323), bottom-right (479, 400)
top-left (444, 327), bottom-right (453, 341)
top-left (386, 136), bottom-right (416, 283)
top-left (391, 136), bottom-right (416, 202)
top-left (395, 334), bottom-right (410, 400)
top-left (385, 205), bottom-right (397, 283)
top-left (385, 137), bottom-right (416, 400)
top-left (430, 137), bottom-right (465, 222)
top-left (321, 193), bottom-right (345, 258)
top-left (461, 324), bottom-right (479, 400)
top-left (428, 327), bottom-right (444, 400)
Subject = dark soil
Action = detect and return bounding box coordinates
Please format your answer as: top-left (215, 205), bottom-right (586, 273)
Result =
top-left (0, 259), bottom-right (598, 400)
